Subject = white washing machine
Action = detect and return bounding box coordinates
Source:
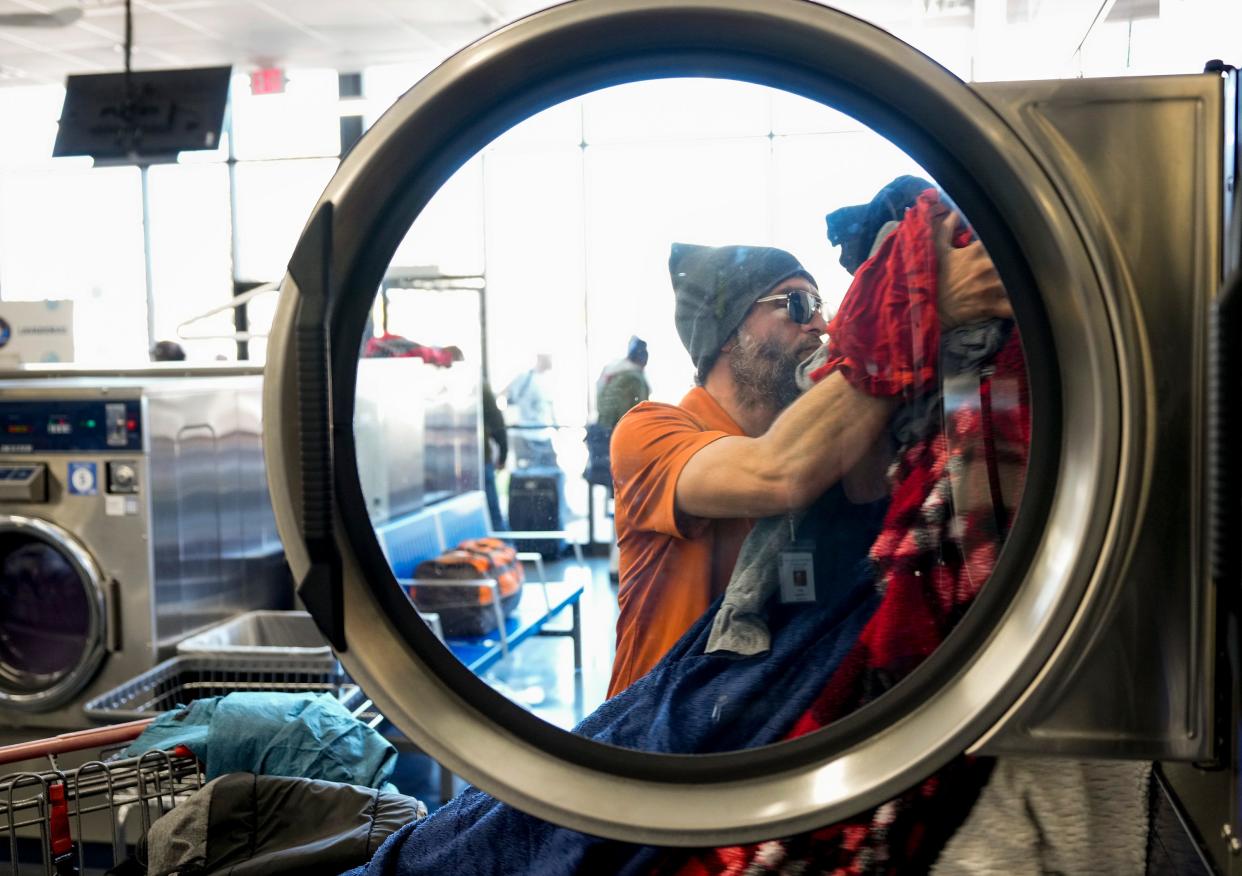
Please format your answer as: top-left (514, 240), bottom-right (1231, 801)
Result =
top-left (260, 0), bottom-right (1240, 870)
top-left (0, 368), bottom-right (291, 729)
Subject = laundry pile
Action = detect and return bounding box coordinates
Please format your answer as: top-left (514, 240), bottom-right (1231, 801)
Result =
top-left (669, 339), bottom-right (1025, 876)
top-left (644, 189), bottom-right (1020, 875)
top-left (107, 692), bottom-right (427, 876)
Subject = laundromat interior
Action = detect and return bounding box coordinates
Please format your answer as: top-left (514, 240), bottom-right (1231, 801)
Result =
top-left (0, 0), bottom-right (1240, 873)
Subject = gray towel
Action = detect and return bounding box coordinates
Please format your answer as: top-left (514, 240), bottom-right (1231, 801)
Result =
top-left (705, 346), bottom-right (828, 655)
top-left (705, 508), bottom-right (809, 655)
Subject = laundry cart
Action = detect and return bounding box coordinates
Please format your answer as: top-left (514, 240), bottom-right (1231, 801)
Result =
top-left (0, 658), bottom-right (380, 874)
top-left (0, 723), bottom-right (202, 875)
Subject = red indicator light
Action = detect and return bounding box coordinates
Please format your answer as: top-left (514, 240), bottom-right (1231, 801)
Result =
top-left (127, 419), bottom-right (138, 431)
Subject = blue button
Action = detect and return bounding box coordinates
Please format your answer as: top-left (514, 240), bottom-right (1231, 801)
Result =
top-left (67, 461), bottom-right (98, 496)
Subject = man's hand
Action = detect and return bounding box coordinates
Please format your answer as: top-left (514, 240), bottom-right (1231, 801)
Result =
top-left (935, 211), bottom-right (1012, 329)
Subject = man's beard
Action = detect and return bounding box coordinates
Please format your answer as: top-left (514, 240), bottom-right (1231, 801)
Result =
top-left (728, 331), bottom-right (806, 412)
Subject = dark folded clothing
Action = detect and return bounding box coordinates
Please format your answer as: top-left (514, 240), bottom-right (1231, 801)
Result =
top-left (825, 174), bottom-right (934, 275)
top-left (145, 772), bottom-right (426, 876)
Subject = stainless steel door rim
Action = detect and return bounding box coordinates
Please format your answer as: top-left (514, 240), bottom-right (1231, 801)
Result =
top-left (265, 0), bottom-right (1144, 844)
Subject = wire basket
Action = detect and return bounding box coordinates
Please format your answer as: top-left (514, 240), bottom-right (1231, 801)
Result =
top-left (1, 729), bottom-right (203, 876)
top-left (176, 610), bottom-right (337, 664)
top-left (82, 655), bottom-right (375, 724)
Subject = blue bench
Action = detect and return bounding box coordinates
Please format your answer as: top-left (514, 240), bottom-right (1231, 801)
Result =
top-left (375, 491), bottom-right (587, 801)
top-left (375, 490), bottom-right (585, 674)
top-left (444, 580), bottom-right (584, 674)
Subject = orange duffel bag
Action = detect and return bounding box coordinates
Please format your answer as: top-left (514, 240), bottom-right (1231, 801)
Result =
top-left (457, 537), bottom-right (525, 594)
top-left (408, 546), bottom-right (523, 637)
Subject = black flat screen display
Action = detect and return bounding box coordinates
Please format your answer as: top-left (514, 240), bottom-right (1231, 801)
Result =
top-left (54, 66), bottom-right (231, 164)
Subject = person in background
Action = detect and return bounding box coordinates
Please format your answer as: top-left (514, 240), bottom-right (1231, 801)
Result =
top-left (607, 235), bottom-right (1009, 696)
top-left (150, 340), bottom-right (186, 362)
top-left (481, 381), bottom-right (508, 531)
top-left (502, 353), bottom-right (558, 470)
top-left (596, 336), bottom-right (651, 429)
top-left (586, 336), bottom-right (652, 581)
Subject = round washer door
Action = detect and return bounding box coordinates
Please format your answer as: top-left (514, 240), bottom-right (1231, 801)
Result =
top-left (263, 0), bottom-right (1147, 846)
top-left (0, 515), bottom-right (107, 712)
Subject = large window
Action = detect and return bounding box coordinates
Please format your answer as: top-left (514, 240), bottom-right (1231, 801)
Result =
top-left (0, 164), bottom-right (148, 365)
top-left (232, 158), bottom-right (338, 283)
top-left (0, 3), bottom-right (1235, 369)
top-left (230, 69), bottom-right (341, 161)
top-left (378, 78), bottom-right (942, 546)
top-left (146, 163), bottom-right (234, 360)
top-left (469, 80), bottom-right (931, 413)
top-left (0, 68), bottom-right (344, 365)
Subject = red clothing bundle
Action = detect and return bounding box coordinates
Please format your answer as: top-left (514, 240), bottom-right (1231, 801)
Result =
top-left (362, 332), bottom-right (457, 367)
top-left (664, 191), bottom-right (1029, 875)
top-left (810, 190), bottom-right (970, 397)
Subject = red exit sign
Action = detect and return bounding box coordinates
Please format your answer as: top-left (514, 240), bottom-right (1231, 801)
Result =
top-left (250, 67), bottom-right (286, 95)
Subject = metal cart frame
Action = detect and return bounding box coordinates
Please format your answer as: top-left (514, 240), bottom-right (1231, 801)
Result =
top-left (2, 661), bottom-right (381, 875)
top-left (0, 721), bottom-right (202, 875)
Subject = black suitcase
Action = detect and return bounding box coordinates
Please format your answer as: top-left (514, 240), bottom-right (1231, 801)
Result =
top-left (507, 467), bottom-right (564, 558)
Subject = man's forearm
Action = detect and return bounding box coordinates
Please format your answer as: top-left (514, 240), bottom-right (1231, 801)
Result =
top-left (755, 371), bottom-right (895, 509)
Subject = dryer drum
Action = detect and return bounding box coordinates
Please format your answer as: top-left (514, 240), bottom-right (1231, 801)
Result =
top-left (0, 516), bottom-right (107, 711)
top-left (263, 0), bottom-right (1230, 846)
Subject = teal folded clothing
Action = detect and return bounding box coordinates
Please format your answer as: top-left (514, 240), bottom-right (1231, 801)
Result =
top-left (124, 692), bottom-right (397, 790)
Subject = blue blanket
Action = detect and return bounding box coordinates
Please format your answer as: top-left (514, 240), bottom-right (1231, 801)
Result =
top-left (348, 485), bottom-right (887, 876)
top-left (125, 691), bottom-right (397, 790)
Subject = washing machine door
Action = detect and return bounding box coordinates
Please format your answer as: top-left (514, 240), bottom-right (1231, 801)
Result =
top-left (263, 0), bottom-right (1189, 846)
top-left (0, 515), bottom-right (107, 711)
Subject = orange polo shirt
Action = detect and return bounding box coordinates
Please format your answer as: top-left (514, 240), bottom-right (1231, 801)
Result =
top-left (607, 387), bottom-right (753, 697)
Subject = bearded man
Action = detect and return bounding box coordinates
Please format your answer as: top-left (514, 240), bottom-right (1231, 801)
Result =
top-left (607, 238), bottom-right (1007, 696)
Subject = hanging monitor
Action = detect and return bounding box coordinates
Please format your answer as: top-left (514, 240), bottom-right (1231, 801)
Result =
top-left (53, 66), bottom-right (231, 165)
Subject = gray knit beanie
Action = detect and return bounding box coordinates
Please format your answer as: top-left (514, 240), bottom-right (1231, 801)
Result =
top-left (669, 243), bottom-right (816, 378)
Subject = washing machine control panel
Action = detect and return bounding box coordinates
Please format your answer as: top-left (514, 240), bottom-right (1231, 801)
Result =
top-left (0, 400), bottom-right (142, 453)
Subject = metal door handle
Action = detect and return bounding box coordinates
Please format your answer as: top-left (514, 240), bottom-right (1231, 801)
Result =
top-left (107, 577), bottom-right (123, 652)
top-left (1211, 269), bottom-right (1242, 587)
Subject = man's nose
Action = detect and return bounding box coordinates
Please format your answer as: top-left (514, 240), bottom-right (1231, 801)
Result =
top-left (807, 310), bottom-right (829, 334)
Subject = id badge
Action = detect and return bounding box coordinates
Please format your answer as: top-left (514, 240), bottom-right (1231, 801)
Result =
top-left (778, 544), bottom-right (816, 604)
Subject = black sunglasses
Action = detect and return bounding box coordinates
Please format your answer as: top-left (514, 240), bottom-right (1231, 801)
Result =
top-left (754, 288), bottom-right (824, 325)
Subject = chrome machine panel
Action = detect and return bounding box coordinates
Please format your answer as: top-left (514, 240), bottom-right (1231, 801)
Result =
top-left (974, 74), bottom-right (1230, 760)
top-left (353, 357), bottom-right (481, 524)
top-left (0, 369), bottom-right (291, 728)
